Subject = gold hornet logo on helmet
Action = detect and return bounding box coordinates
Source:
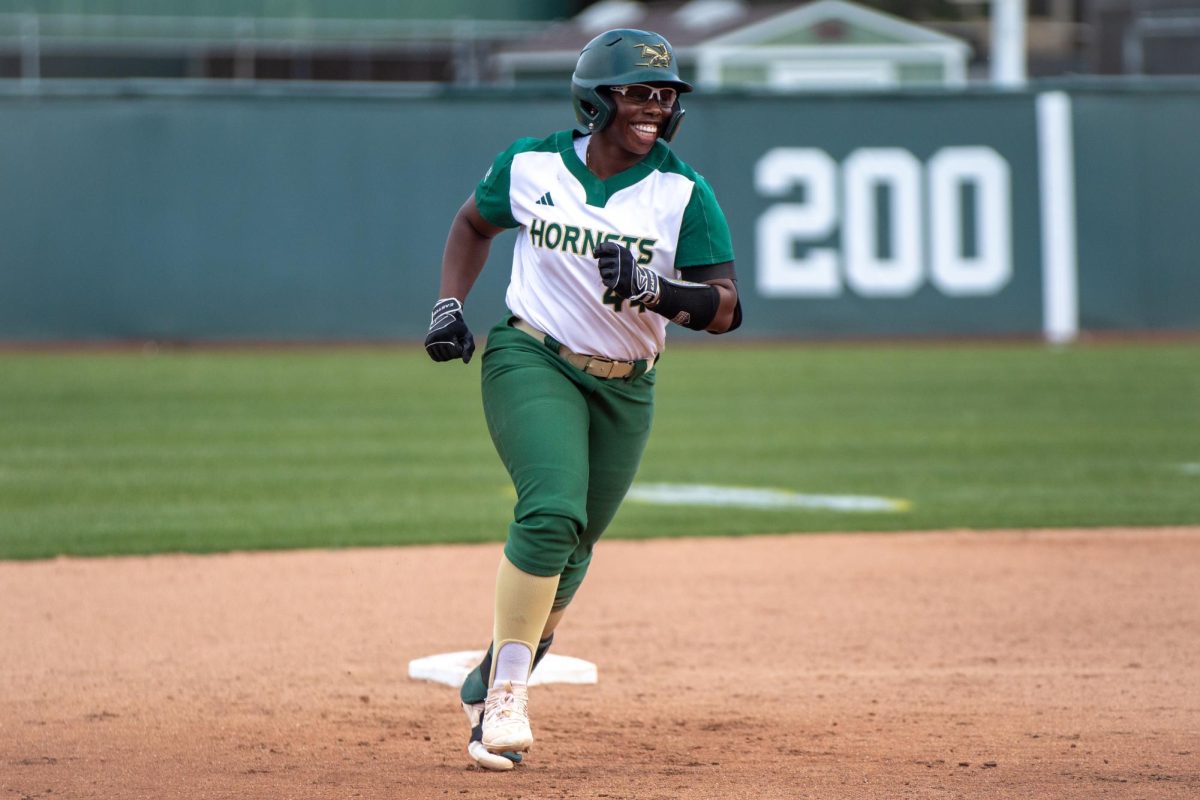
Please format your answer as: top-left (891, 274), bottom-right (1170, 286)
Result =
top-left (635, 43), bottom-right (671, 68)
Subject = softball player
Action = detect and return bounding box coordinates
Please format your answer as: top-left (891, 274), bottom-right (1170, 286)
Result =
top-left (424, 28), bottom-right (742, 770)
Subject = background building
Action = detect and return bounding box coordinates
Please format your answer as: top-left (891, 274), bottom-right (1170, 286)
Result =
top-left (0, 0), bottom-right (575, 84)
top-left (2, 0), bottom-right (1198, 85)
top-left (497, 0), bottom-right (972, 89)
top-left (1087, 0), bottom-right (1200, 74)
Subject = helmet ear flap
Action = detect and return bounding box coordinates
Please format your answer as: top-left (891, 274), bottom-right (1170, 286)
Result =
top-left (572, 86), bottom-right (616, 135)
top-left (661, 105), bottom-right (685, 142)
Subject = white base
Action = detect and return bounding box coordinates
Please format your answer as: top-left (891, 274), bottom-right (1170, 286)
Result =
top-left (407, 650), bottom-right (597, 688)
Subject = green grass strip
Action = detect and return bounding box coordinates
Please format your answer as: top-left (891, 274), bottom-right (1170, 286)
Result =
top-left (1, 342), bottom-right (1197, 559)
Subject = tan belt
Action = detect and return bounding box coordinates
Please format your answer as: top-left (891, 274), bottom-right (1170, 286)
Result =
top-left (512, 318), bottom-right (656, 380)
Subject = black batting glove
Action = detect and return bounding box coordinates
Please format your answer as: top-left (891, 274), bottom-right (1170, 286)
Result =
top-left (424, 298), bottom-right (476, 364)
top-left (596, 241), bottom-right (661, 306)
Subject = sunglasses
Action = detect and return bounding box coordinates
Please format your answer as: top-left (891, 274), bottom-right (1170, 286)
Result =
top-left (610, 84), bottom-right (678, 108)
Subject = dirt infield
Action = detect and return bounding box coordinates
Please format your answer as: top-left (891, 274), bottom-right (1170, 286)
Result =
top-left (2, 528), bottom-right (1198, 800)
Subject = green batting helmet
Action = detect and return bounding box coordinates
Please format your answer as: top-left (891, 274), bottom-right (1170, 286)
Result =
top-left (571, 29), bottom-right (692, 142)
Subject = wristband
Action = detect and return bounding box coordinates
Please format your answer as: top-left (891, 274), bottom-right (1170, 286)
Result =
top-left (650, 278), bottom-right (719, 331)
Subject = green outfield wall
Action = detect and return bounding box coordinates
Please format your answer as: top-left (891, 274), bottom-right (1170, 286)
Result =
top-left (1, 81), bottom-right (1197, 342)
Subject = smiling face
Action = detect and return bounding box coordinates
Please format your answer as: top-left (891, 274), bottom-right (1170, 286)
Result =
top-left (600, 82), bottom-right (675, 157)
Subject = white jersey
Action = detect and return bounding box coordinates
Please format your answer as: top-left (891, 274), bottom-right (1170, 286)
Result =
top-left (475, 130), bottom-right (733, 361)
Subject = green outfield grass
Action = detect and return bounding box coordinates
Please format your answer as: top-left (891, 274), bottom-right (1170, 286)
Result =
top-left (1, 341), bottom-right (1198, 559)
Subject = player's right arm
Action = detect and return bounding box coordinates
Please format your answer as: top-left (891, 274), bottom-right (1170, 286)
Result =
top-left (425, 196), bottom-right (506, 364)
top-left (438, 195), bottom-right (507, 301)
top-left (427, 138), bottom-right (530, 364)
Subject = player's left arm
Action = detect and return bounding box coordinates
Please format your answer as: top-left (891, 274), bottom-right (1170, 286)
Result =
top-left (683, 261), bottom-right (740, 334)
top-left (596, 243), bottom-right (742, 334)
top-left (654, 174), bottom-right (740, 333)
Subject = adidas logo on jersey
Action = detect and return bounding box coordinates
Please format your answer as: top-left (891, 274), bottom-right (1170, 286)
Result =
top-left (535, 192), bottom-right (555, 206)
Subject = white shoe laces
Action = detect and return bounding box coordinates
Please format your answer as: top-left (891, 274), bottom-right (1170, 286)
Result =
top-left (485, 684), bottom-right (528, 723)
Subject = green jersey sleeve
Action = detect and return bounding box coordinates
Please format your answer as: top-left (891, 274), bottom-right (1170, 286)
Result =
top-left (675, 175), bottom-right (735, 269)
top-left (474, 137), bottom-right (538, 229)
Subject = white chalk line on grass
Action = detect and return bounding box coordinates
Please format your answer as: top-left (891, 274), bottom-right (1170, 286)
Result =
top-left (1179, 463), bottom-right (1200, 476)
top-left (627, 483), bottom-right (910, 513)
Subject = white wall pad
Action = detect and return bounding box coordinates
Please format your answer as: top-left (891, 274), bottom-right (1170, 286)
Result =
top-left (1037, 91), bottom-right (1079, 344)
top-left (408, 650), bottom-right (598, 688)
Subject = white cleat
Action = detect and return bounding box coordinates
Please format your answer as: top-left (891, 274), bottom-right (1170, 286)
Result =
top-left (481, 681), bottom-right (533, 754)
top-left (462, 701), bottom-right (516, 771)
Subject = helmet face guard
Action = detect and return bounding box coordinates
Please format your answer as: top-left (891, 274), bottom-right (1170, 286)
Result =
top-left (571, 29), bottom-right (692, 143)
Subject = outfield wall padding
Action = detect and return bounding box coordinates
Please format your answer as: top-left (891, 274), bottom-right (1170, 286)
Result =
top-left (1, 81), bottom-right (1197, 341)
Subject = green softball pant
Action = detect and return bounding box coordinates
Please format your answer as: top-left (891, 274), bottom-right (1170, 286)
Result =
top-left (481, 318), bottom-right (656, 611)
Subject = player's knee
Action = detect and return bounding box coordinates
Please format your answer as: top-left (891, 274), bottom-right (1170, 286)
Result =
top-left (505, 511), bottom-right (585, 578)
top-left (553, 567), bottom-right (590, 609)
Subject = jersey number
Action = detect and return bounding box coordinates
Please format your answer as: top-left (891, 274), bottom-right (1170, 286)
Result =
top-left (603, 289), bottom-right (647, 314)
